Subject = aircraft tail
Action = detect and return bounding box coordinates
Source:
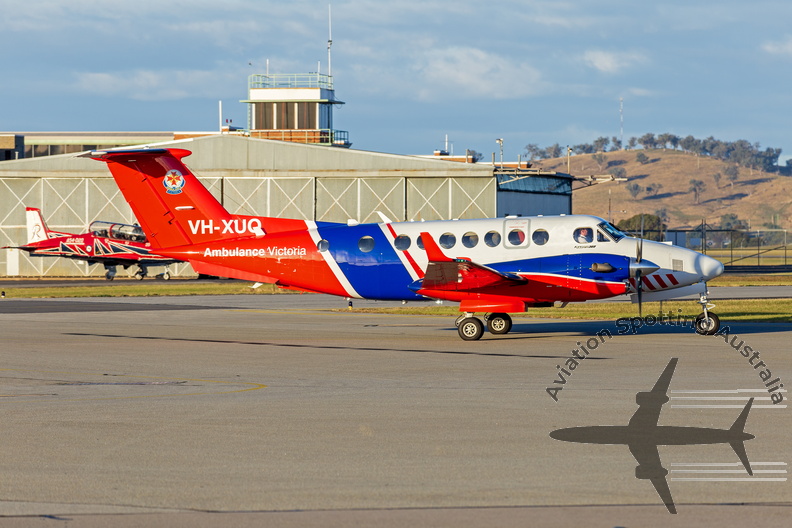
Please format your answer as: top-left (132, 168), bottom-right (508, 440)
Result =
top-left (84, 148), bottom-right (239, 249)
top-left (25, 207), bottom-right (50, 245)
top-left (729, 397), bottom-right (755, 475)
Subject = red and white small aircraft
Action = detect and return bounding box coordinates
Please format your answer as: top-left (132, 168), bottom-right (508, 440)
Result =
top-left (5, 207), bottom-right (180, 280)
top-left (84, 148), bottom-right (724, 339)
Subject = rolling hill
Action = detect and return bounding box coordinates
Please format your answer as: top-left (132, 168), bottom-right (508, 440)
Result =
top-left (533, 149), bottom-right (790, 230)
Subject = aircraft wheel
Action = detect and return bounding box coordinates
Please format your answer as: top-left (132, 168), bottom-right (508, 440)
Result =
top-left (694, 312), bottom-right (720, 335)
top-left (134, 270), bottom-right (146, 281)
top-left (105, 271), bottom-right (115, 281)
top-left (162, 271), bottom-right (171, 280)
top-left (487, 313), bottom-right (512, 335)
top-left (458, 317), bottom-right (484, 341)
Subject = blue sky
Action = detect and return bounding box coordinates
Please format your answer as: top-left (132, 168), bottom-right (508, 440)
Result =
top-left (2, 1), bottom-right (791, 163)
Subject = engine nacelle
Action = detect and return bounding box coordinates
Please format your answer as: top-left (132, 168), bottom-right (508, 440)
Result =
top-left (635, 391), bottom-right (669, 406)
top-left (635, 464), bottom-right (668, 480)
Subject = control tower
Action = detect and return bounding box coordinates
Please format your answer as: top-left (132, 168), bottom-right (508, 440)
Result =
top-left (242, 72), bottom-right (350, 147)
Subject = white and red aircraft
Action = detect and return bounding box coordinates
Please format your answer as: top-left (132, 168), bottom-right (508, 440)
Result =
top-left (83, 148), bottom-right (724, 340)
top-left (4, 207), bottom-right (180, 280)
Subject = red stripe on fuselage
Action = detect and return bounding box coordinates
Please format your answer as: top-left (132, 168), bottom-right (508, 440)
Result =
top-left (166, 228), bottom-right (350, 297)
top-left (420, 273), bottom-right (626, 304)
top-left (385, 223), bottom-right (424, 278)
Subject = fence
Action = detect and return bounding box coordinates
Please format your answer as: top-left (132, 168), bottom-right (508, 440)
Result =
top-left (646, 228), bottom-right (790, 268)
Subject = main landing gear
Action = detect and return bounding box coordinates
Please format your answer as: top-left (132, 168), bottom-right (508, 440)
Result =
top-left (455, 312), bottom-right (513, 341)
top-left (694, 290), bottom-right (720, 335)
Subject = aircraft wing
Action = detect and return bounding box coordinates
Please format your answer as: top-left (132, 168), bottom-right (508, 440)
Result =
top-left (417, 231), bottom-right (526, 291)
top-left (628, 358), bottom-right (677, 429)
top-left (629, 443), bottom-right (676, 514)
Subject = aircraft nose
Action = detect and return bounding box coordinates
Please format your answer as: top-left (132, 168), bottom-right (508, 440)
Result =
top-left (698, 254), bottom-right (724, 281)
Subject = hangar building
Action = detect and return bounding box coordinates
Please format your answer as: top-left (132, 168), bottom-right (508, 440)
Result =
top-left (0, 72), bottom-right (573, 278)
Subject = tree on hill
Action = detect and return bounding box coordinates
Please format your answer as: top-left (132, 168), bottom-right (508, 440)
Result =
top-left (611, 167), bottom-right (627, 180)
top-left (646, 183), bottom-right (663, 197)
top-left (638, 133), bottom-right (657, 150)
top-left (610, 137), bottom-right (622, 151)
top-left (524, 143), bottom-right (542, 161)
top-left (592, 153), bottom-right (608, 171)
top-left (636, 151), bottom-right (649, 165)
top-left (724, 165), bottom-right (739, 188)
top-left (626, 182), bottom-right (643, 199)
top-left (545, 143), bottom-right (562, 158)
top-left (593, 137), bottom-right (610, 152)
top-left (712, 172), bottom-right (722, 189)
top-left (657, 133), bottom-right (678, 150)
top-left (616, 214), bottom-right (666, 241)
top-left (688, 179), bottom-right (706, 204)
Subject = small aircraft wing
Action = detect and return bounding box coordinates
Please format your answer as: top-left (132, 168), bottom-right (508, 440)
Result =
top-left (418, 231), bottom-right (526, 291)
top-left (628, 357), bottom-right (677, 429)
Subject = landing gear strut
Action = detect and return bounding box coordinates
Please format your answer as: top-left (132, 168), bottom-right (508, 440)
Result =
top-left (134, 266), bottom-right (148, 280)
top-left (694, 290), bottom-right (720, 335)
top-left (104, 265), bottom-right (117, 281)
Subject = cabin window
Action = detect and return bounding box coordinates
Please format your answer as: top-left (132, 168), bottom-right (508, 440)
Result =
top-left (532, 229), bottom-right (549, 245)
top-left (394, 235), bottom-right (411, 250)
top-left (573, 227), bottom-right (594, 243)
top-left (358, 236), bottom-right (375, 253)
top-left (317, 239), bottom-right (330, 252)
top-left (484, 231), bottom-right (501, 247)
top-left (416, 235), bottom-right (424, 250)
top-left (439, 233), bottom-right (456, 249)
top-left (462, 232), bottom-right (479, 248)
top-left (507, 229), bottom-right (526, 246)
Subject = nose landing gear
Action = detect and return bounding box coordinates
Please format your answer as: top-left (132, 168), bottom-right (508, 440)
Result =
top-left (694, 290), bottom-right (720, 335)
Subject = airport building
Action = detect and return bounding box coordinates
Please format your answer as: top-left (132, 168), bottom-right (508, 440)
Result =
top-left (0, 72), bottom-right (574, 278)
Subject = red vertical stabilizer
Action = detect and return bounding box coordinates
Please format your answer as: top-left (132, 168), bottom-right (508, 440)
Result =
top-left (86, 148), bottom-right (234, 249)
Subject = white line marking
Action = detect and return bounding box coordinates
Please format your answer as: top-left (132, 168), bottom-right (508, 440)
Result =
top-left (670, 478), bottom-right (787, 482)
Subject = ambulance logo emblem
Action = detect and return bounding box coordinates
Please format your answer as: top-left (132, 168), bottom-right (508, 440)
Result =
top-left (163, 170), bottom-right (186, 195)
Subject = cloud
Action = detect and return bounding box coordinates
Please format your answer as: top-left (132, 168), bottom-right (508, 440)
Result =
top-left (583, 50), bottom-right (646, 74)
top-left (762, 35), bottom-right (792, 57)
top-left (414, 47), bottom-right (543, 101)
top-left (73, 67), bottom-right (241, 101)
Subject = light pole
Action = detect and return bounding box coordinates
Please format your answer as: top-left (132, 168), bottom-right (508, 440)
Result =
top-left (496, 138), bottom-right (504, 168)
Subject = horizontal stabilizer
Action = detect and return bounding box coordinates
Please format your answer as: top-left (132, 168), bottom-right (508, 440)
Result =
top-left (729, 397), bottom-right (755, 475)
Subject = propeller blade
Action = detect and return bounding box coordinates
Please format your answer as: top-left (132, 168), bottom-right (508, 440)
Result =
top-left (637, 214), bottom-right (644, 263)
top-left (636, 270), bottom-right (643, 317)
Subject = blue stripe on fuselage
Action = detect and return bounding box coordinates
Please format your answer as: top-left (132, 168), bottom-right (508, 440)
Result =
top-left (487, 253), bottom-right (631, 282)
top-left (315, 222), bottom-right (422, 300)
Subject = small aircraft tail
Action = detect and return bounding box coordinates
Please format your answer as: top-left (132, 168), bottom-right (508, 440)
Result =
top-left (84, 148), bottom-right (241, 249)
top-left (729, 397), bottom-right (755, 475)
top-left (25, 207), bottom-right (50, 245)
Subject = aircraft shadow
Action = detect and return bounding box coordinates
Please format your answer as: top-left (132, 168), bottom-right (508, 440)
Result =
top-left (62, 332), bottom-right (607, 360)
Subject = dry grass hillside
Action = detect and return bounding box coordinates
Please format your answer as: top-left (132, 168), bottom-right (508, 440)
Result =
top-left (533, 149), bottom-right (790, 229)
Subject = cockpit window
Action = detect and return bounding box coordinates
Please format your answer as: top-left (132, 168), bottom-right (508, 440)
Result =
top-left (597, 230), bottom-right (610, 242)
top-left (598, 221), bottom-right (626, 242)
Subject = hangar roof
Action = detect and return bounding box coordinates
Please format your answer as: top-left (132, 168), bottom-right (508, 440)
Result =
top-left (0, 135), bottom-right (495, 178)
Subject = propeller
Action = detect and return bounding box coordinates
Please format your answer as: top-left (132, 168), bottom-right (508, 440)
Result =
top-left (636, 214), bottom-right (644, 316)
